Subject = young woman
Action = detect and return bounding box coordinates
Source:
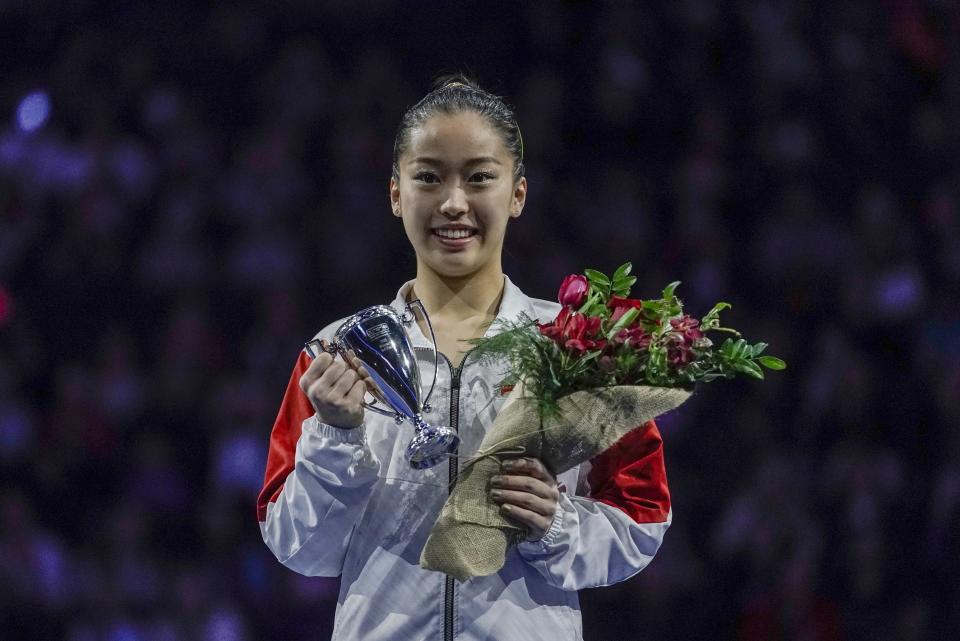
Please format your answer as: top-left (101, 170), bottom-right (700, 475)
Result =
top-left (257, 77), bottom-right (673, 641)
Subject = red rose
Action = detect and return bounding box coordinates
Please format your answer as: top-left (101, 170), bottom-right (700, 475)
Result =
top-left (558, 274), bottom-right (589, 308)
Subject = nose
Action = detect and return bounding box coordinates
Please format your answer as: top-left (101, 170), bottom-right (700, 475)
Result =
top-left (439, 184), bottom-right (468, 218)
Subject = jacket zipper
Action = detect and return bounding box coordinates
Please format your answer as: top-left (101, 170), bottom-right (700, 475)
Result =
top-left (417, 345), bottom-right (475, 641)
top-left (444, 356), bottom-right (461, 641)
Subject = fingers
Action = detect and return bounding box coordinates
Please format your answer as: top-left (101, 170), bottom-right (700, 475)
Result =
top-left (296, 345), bottom-right (369, 427)
top-left (299, 351), bottom-right (334, 394)
top-left (490, 458), bottom-right (559, 517)
top-left (489, 487), bottom-right (555, 516)
top-left (490, 471), bottom-right (559, 505)
top-left (319, 360), bottom-right (358, 398)
top-left (347, 378), bottom-right (367, 406)
top-left (345, 349), bottom-right (363, 372)
top-left (490, 457), bottom-right (560, 541)
top-left (345, 348), bottom-right (382, 396)
top-left (500, 457), bottom-right (558, 489)
top-left (497, 503), bottom-right (553, 542)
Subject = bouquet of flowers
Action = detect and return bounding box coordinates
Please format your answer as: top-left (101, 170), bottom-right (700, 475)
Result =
top-left (420, 263), bottom-right (785, 580)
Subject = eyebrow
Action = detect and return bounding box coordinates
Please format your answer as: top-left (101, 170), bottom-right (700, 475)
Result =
top-left (408, 156), bottom-right (503, 166)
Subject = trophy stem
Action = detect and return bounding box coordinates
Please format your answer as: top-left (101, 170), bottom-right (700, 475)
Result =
top-left (405, 414), bottom-right (460, 470)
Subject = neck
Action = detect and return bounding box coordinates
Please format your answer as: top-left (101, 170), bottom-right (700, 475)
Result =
top-left (411, 262), bottom-right (505, 322)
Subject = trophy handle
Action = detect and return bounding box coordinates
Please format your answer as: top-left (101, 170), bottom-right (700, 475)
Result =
top-left (404, 299), bottom-right (440, 411)
top-left (303, 339), bottom-right (404, 421)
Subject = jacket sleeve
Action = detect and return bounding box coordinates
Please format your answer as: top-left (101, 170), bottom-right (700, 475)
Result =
top-left (516, 419), bottom-right (671, 590)
top-left (257, 350), bottom-right (380, 577)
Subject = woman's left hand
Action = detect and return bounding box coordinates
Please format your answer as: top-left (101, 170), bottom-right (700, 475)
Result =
top-left (489, 457), bottom-right (560, 541)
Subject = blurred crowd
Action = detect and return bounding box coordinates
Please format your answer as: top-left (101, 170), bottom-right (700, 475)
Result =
top-left (1, 2), bottom-right (958, 640)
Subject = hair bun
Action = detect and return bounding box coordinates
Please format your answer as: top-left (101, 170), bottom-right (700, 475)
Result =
top-left (432, 74), bottom-right (481, 92)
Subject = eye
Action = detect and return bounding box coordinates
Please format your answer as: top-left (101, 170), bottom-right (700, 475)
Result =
top-left (469, 171), bottom-right (497, 183)
top-left (413, 171), bottom-right (440, 184)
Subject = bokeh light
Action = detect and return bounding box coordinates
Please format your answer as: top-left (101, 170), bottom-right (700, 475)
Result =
top-left (16, 90), bottom-right (51, 132)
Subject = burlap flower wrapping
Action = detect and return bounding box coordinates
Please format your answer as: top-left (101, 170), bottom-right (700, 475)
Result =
top-left (420, 383), bottom-right (692, 581)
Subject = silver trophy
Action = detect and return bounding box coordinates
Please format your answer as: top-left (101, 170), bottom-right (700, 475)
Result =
top-left (304, 300), bottom-right (458, 469)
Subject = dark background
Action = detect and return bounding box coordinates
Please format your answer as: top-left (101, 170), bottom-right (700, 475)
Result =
top-left (1, 2), bottom-right (958, 639)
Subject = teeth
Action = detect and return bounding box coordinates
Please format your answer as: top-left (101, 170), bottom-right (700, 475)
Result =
top-left (434, 229), bottom-right (474, 239)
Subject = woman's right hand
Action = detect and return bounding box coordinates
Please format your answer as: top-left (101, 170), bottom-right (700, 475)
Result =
top-left (299, 347), bottom-right (372, 429)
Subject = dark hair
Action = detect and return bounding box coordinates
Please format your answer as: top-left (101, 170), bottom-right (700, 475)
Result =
top-left (391, 75), bottom-right (524, 183)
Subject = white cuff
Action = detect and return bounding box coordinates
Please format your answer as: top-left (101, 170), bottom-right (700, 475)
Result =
top-left (310, 417), bottom-right (366, 444)
top-left (518, 492), bottom-right (567, 553)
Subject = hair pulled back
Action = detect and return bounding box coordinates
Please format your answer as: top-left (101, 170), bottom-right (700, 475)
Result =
top-left (392, 75), bottom-right (524, 183)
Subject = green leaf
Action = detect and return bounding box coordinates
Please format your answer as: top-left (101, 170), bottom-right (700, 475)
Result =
top-left (612, 275), bottom-right (637, 294)
top-left (720, 337), bottom-right (735, 356)
top-left (606, 307), bottom-right (641, 339)
top-left (612, 262), bottom-right (633, 281)
top-left (733, 360), bottom-right (764, 379)
top-left (701, 301), bottom-right (731, 324)
top-left (642, 300), bottom-right (661, 313)
top-left (758, 355), bottom-right (786, 370)
top-left (752, 342), bottom-right (768, 356)
top-left (584, 269), bottom-right (611, 287)
top-left (732, 339), bottom-right (747, 359)
top-left (580, 350), bottom-right (603, 365)
top-left (661, 281), bottom-right (681, 300)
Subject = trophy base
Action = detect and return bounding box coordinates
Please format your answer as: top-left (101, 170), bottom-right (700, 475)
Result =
top-left (406, 425), bottom-right (460, 470)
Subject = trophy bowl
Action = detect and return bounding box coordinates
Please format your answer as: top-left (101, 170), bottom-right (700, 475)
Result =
top-left (306, 301), bottom-right (459, 469)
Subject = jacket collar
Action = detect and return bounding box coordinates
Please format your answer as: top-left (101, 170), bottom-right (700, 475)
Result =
top-left (390, 275), bottom-right (535, 349)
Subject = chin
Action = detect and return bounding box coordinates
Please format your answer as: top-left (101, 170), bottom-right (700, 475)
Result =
top-left (426, 255), bottom-right (488, 280)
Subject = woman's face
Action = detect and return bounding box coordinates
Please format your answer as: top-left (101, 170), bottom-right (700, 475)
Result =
top-left (390, 111), bottom-right (527, 280)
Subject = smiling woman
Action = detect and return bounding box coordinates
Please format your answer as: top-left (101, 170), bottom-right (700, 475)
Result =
top-left (257, 76), bottom-right (675, 641)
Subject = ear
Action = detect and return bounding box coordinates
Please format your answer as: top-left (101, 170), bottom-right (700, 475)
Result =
top-left (510, 176), bottom-right (527, 218)
top-left (389, 176), bottom-right (401, 217)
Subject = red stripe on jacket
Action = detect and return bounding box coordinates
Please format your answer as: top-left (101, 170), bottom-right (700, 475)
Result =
top-left (257, 351), bottom-right (314, 522)
top-left (587, 420), bottom-right (671, 523)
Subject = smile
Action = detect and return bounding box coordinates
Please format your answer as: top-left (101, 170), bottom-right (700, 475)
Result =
top-left (432, 228), bottom-right (477, 239)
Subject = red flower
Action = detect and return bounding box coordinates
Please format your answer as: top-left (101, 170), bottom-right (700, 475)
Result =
top-left (615, 326), bottom-right (652, 349)
top-left (538, 307), bottom-right (571, 339)
top-left (564, 338), bottom-right (591, 354)
top-left (558, 274), bottom-right (589, 308)
top-left (670, 315), bottom-right (704, 343)
top-left (542, 308), bottom-right (607, 354)
top-left (608, 296), bottom-right (644, 323)
top-left (584, 315), bottom-right (602, 337)
top-left (565, 336), bottom-right (607, 355)
top-left (562, 312), bottom-right (588, 342)
top-left (608, 295), bottom-right (643, 310)
top-left (666, 334), bottom-right (696, 368)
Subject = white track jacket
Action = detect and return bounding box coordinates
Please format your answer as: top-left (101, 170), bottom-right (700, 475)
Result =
top-left (258, 277), bottom-right (673, 641)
